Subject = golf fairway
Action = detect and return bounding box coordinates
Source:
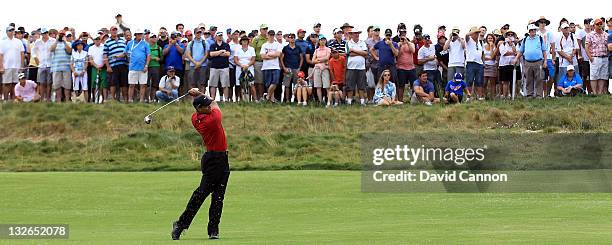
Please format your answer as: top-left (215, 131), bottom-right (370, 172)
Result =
top-left (1, 171), bottom-right (611, 244)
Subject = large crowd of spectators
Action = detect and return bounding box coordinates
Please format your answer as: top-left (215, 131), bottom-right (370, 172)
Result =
top-left (1, 15), bottom-right (611, 106)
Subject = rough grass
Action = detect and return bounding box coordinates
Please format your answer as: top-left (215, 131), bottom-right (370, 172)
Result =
top-left (0, 96), bottom-right (610, 171)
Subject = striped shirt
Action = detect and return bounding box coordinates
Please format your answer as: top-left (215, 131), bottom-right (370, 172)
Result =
top-left (327, 39), bottom-right (346, 54)
top-left (103, 37), bottom-right (128, 67)
top-left (51, 42), bottom-right (71, 72)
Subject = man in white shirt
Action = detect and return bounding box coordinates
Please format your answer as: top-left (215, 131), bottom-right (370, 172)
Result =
top-left (88, 33), bottom-right (107, 103)
top-left (32, 28), bottom-right (55, 101)
top-left (418, 34), bottom-right (440, 97)
top-left (465, 26), bottom-right (485, 100)
top-left (556, 23), bottom-right (579, 84)
top-left (260, 29), bottom-right (283, 102)
top-left (444, 27), bottom-right (467, 83)
top-left (345, 29), bottom-right (368, 105)
top-left (156, 66), bottom-right (180, 102)
top-left (576, 18), bottom-right (593, 93)
top-left (0, 26), bottom-right (25, 101)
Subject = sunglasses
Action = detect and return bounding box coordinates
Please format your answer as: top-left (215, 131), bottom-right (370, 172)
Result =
top-left (502, 27), bottom-right (509, 30)
top-left (383, 74), bottom-right (391, 77)
top-left (595, 23), bottom-right (603, 26)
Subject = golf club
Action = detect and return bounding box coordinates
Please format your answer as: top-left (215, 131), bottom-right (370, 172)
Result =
top-left (144, 89), bottom-right (196, 124)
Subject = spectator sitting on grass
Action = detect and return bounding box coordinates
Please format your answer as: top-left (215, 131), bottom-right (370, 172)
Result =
top-left (14, 73), bottom-right (41, 102)
top-left (555, 65), bottom-right (584, 97)
top-left (444, 73), bottom-right (471, 104)
top-left (373, 69), bottom-right (402, 106)
top-left (329, 84), bottom-right (343, 107)
top-left (411, 71), bottom-right (440, 105)
top-left (156, 66), bottom-right (180, 102)
top-left (294, 71), bottom-right (309, 106)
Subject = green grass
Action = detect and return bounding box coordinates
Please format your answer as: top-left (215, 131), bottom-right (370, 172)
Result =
top-left (1, 171), bottom-right (612, 244)
top-left (0, 96), bottom-right (611, 171)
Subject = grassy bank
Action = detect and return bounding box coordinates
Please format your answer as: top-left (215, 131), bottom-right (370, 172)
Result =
top-left (0, 96), bottom-right (610, 171)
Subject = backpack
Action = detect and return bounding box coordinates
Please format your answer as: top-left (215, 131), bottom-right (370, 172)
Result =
top-left (559, 33), bottom-right (575, 50)
top-left (188, 39), bottom-right (206, 56)
top-left (522, 35), bottom-right (544, 51)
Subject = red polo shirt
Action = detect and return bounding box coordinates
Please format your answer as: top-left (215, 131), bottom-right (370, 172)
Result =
top-left (191, 109), bottom-right (227, 152)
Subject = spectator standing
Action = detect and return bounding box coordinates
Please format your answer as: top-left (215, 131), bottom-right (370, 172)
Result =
top-left (260, 30), bottom-right (284, 102)
top-left (497, 30), bottom-right (518, 99)
top-left (126, 29), bottom-right (150, 103)
top-left (346, 28), bottom-right (368, 105)
top-left (147, 33), bottom-right (162, 102)
top-left (51, 30), bottom-right (72, 102)
top-left (185, 29), bottom-right (209, 95)
top-left (208, 32), bottom-right (231, 101)
top-left (280, 33), bottom-right (303, 103)
top-left (163, 32), bottom-right (185, 91)
top-left (372, 29), bottom-right (399, 82)
top-left (328, 49), bottom-right (346, 105)
top-left (251, 24), bottom-right (269, 100)
top-left (104, 26), bottom-right (128, 101)
top-left (444, 27), bottom-right (466, 82)
top-left (70, 41), bottom-right (89, 102)
top-left (234, 36), bottom-right (256, 101)
top-left (465, 27), bottom-right (485, 100)
top-left (585, 18), bottom-right (609, 94)
top-left (0, 26), bottom-right (25, 101)
top-left (483, 34), bottom-right (498, 99)
top-left (515, 24), bottom-right (548, 98)
top-left (396, 33), bottom-right (416, 103)
top-left (435, 34), bottom-right (449, 83)
top-left (556, 23), bottom-right (579, 84)
top-left (89, 33), bottom-right (107, 103)
top-left (312, 35), bottom-right (332, 104)
top-left (32, 28), bottom-right (55, 101)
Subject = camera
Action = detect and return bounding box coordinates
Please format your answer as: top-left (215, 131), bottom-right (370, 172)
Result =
top-left (58, 34), bottom-right (64, 42)
top-left (170, 34), bottom-right (177, 39)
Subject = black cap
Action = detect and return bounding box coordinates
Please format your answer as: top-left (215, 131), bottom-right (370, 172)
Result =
top-left (193, 95), bottom-right (212, 109)
top-left (384, 29), bottom-right (392, 36)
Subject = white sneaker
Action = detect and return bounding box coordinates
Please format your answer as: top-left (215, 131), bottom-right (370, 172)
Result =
top-left (424, 101), bottom-right (433, 106)
top-left (303, 102), bottom-right (307, 106)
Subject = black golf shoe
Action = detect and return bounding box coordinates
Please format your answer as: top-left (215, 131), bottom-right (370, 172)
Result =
top-left (208, 233), bottom-right (219, 240)
top-left (171, 221), bottom-right (185, 240)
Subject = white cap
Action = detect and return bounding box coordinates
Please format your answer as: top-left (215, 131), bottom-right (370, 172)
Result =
top-left (567, 65), bottom-right (575, 71)
top-left (18, 73), bottom-right (26, 79)
top-left (133, 28), bottom-right (144, 34)
top-left (560, 23), bottom-right (570, 29)
top-left (527, 24), bottom-right (537, 30)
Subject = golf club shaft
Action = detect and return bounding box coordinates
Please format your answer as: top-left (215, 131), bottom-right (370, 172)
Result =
top-left (146, 92), bottom-right (190, 117)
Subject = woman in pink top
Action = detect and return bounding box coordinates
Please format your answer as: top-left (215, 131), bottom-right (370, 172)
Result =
top-left (396, 36), bottom-right (416, 102)
top-left (312, 35), bottom-right (331, 104)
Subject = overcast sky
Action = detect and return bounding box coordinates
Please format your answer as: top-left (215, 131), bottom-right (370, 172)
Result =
top-left (3, 0), bottom-right (609, 39)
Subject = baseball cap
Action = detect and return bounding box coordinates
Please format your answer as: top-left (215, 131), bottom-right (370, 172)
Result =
top-left (560, 23), bottom-right (570, 29)
top-left (594, 19), bottom-right (604, 25)
top-left (313, 23), bottom-right (321, 28)
top-left (40, 28), bottom-right (48, 34)
top-left (527, 24), bottom-right (538, 30)
top-left (149, 33), bottom-right (157, 38)
top-left (18, 73), bottom-right (26, 80)
top-left (180, 38), bottom-right (188, 42)
top-left (260, 24), bottom-right (268, 29)
top-left (287, 33), bottom-right (296, 38)
top-left (423, 34), bottom-right (431, 39)
top-left (133, 28), bottom-right (144, 34)
top-left (297, 29), bottom-right (306, 34)
top-left (454, 72), bottom-right (463, 81)
top-left (267, 30), bottom-right (275, 35)
top-left (193, 95), bottom-right (213, 109)
top-left (318, 34), bottom-right (327, 40)
top-left (185, 30), bottom-right (193, 36)
top-left (297, 71), bottom-right (305, 78)
top-left (567, 65), bottom-right (575, 71)
top-left (65, 31), bottom-right (73, 37)
top-left (333, 28), bottom-right (343, 34)
top-left (384, 29), bottom-right (392, 36)
top-left (110, 25), bottom-right (118, 31)
top-left (372, 26), bottom-right (380, 31)
top-left (6, 26), bottom-right (15, 32)
top-left (167, 66), bottom-right (176, 71)
top-left (349, 28), bottom-right (362, 34)
top-left (144, 29), bottom-right (151, 34)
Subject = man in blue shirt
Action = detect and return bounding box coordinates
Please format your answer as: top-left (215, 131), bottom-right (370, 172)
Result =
top-left (371, 29), bottom-right (399, 83)
top-left (411, 71), bottom-right (439, 105)
top-left (163, 32), bottom-right (185, 85)
top-left (208, 32), bottom-right (231, 101)
top-left (555, 65), bottom-right (584, 97)
top-left (444, 72), bottom-right (471, 104)
top-left (185, 29), bottom-right (209, 94)
top-left (515, 24), bottom-right (548, 98)
top-left (281, 33), bottom-right (303, 102)
top-left (126, 29), bottom-right (150, 103)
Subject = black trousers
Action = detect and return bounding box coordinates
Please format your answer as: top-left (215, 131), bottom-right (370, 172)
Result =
top-left (177, 151), bottom-right (230, 235)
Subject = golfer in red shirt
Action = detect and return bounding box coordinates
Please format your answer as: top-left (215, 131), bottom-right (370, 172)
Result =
top-left (172, 88), bottom-right (229, 240)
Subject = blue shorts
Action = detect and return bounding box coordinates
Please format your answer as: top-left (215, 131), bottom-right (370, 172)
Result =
top-left (545, 59), bottom-right (555, 80)
top-left (263, 69), bottom-right (280, 88)
top-left (465, 62), bottom-right (484, 87)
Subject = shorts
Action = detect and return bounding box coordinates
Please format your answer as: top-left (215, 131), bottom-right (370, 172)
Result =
top-left (147, 67), bottom-right (160, 88)
top-left (447, 66), bottom-right (465, 82)
top-left (263, 69), bottom-right (280, 87)
top-left (189, 66), bottom-right (208, 87)
top-left (345, 69), bottom-right (367, 92)
top-left (209, 68), bottom-right (230, 88)
top-left (498, 65), bottom-right (514, 82)
top-left (37, 67), bottom-right (52, 84)
top-left (397, 69), bottom-right (417, 88)
top-left (73, 73), bottom-right (88, 90)
top-left (465, 62), bottom-right (484, 87)
top-left (254, 61), bottom-right (264, 84)
top-left (445, 93), bottom-right (463, 104)
top-left (27, 67), bottom-right (38, 81)
top-left (590, 57), bottom-right (609, 80)
top-left (91, 68), bottom-right (108, 89)
top-left (2, 68), bottom-right (19, 84)
top-left (110, 64), bottom-right (129, 87)
top-left (484, 64), bottom-right (497, 78)
top-left (313, 68), bottom-right (330, 88)
top-left (52, 70), bottom-right (72, 90)
top-left (282, 68), bottom-right (299, 87)
top-left (128, 70), bottom-right (148, 85)
top-left (543, 59), bottom-right (555, 80)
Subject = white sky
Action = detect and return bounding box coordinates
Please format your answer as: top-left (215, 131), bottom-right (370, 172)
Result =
top-left (3, 0), bottom-right (609, 40)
